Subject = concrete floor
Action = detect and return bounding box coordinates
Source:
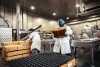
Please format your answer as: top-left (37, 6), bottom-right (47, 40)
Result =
top-left (0, 53), bottom-right (8, 67)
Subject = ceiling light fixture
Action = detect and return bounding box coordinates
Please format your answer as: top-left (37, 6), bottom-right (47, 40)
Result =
top-left (31, 6), bottom-right (35, 10)
top-left (53, 13), bottom-right (56, 16)
top-left (76, 4), bottom-right (80, 7)
top-left (37, 19), bottom-right (41, 22)
top-left (51, 21), bottom-right (54, 24)
top-left (66, 17), bottom-right (69, 19)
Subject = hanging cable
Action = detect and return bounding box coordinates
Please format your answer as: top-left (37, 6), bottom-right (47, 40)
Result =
top-left (0, 0), bottom-right (1, 15)
top-left (76, 0), bottom-right (79, 18)
top-left (60, 0), bottom-right (64, 18)
top-left (11, 0), bottom-right (13, 28)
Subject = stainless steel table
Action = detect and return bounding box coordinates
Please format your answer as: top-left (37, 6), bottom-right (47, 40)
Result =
top-left (71, 38), bottom-right (100, 67)
top-left (41, 39), bottom-right (55, 52)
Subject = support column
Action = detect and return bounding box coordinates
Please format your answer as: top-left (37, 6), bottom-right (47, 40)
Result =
top-left (16, 0), bottom-right (20, 40)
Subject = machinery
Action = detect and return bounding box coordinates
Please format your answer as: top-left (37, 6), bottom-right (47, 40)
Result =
top-left (0, 15), bottom-right (12, 48)
top-left (20, 25), bottom-right (42, 40)
top-left (40, 30), bottom-right (55, 52)
top-left (19, 25), bottom-right (55, 52)
top-left (71, 38), bottom-right (100, 67)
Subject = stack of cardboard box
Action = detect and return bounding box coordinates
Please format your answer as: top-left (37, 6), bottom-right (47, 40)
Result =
top-left (2, 40), bottom-right (32, 65)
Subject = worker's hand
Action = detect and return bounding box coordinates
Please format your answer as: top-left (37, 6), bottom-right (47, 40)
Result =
top-left (25, 40), bottom-right (28, 41)
top-left (26, 39), bottom-right (30, 41)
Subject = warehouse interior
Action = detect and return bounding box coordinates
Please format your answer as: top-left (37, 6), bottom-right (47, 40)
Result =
top-left (0, 0), bottom-right (100, 67)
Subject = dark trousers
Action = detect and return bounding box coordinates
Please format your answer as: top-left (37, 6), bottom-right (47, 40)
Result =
top-left (32, 48), bottom-right (40, 56)
top-left (66, 53), bottom-right (72, 56)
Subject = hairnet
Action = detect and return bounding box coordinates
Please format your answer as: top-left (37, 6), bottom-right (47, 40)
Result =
top-left (58, 19), bottom-right (65, 24)
top-left (58, 19), bottom-right (65, 27)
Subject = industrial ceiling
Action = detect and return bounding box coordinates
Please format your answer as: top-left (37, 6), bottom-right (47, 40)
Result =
top-left (0, 0), bottom-right (100, 23)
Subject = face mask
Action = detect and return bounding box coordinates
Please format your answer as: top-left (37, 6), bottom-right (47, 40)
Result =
top-left (59, 21), bottom-right (64, 27)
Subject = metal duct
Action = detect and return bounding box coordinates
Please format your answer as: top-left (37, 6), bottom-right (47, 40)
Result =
top-left (79, 0), bottom-right (100, 16)
top-left (79, 5), bottom-right (100, 16)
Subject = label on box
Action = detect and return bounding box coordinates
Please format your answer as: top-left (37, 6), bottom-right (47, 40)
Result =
top-left (68, 62), bottom-right (72, 67)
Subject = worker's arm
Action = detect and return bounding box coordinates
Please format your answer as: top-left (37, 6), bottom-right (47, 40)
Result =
top-left (65, 26), bottom-right (73, 35)
top-left (27, 32), bottom-right (34, 40)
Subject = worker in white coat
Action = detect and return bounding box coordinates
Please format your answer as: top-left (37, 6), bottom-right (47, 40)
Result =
top-left (81, 30), bottom-right (89, 38)
top-left (53, 19), bottom-right (73, 55)
top-left (27, 30), bottom-right (41, 55)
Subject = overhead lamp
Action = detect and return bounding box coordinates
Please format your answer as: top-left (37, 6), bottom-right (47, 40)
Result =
top-left (76, 4), bottom-right (80, 7)
top-left (51, 21), bottom-right (54, 24)
top-left (66, 17), bottom-right (69, 19)
top-left (31, 6), bottom-right (35, 10)
top-left (53, 13), bottom-right (56, 16)
top-left (37, 19), bottom-right (41, 22)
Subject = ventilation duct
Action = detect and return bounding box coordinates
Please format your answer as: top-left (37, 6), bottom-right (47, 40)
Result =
top-left (79, 0), bottom-right (100, 16)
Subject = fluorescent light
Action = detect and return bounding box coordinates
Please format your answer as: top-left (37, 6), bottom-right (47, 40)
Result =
top-left (53, 13), bottom-right (56, 16)
top-left (31, 6), bottom-right (35, 10)
top-left (95, 17), bottom-right (100, 19)
top-left (67, 17), bottom-right (100, 25)
top-left (67, 21), bottom-right (81, 24)
top-left (76, 4), bottom-right (80, 7)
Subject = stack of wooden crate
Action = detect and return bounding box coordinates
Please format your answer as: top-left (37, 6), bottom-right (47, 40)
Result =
top-left (2, 40), bottom-right (32, 65)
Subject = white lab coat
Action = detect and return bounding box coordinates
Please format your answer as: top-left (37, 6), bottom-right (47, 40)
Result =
top-left (53, 25), bottom-right (73, 54)
top-left (28, 32), bottom-right (41, 51)
top-left (82, 33), bottom-right (89, 38)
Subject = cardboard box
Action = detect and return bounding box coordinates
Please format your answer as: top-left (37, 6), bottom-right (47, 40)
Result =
top-left (13, 41), bottom-right (19, 45)
top-left (17, 45), bottom-right (27, 50)
top-left (26, 45), bottom-right (31, 49)
top-left (2, 48), bottom-right (4, 58)
top-left (72, 59), bottom-right (76, 67)
top-left (22, 49), bottom-right (31, 54)
top-left (60, 63), bottom-right (68, 67)
top-left (2, 42), bottom-right (13, 46)
top-left (67, 59), bottom-right (76, 67)
top-left (5, 51), bottom-right (22, 56)
top-left (5, 56), bottom-right (14, 61)
top-left (26, 40), bottom-right (32, 45)
top-left (15, 55), bottom-right (23, 59)
top-left (18, 41), bottom-right (27, 45)
top-left (60, 59), bottom-right (76, 67)
top-left (51, 26), bottom-right (66, 38)
top-left (23, 53), bottom-right (31, 57)
top-left (5, 55), bottom-right (23, 61)
top-left (43, 30), bottom-right (52, 33)
top-left (4, 45), bottom-right (18, 52)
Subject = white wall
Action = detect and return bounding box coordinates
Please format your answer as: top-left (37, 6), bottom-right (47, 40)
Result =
top-left (0, 5), bottom-right (58, 31)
